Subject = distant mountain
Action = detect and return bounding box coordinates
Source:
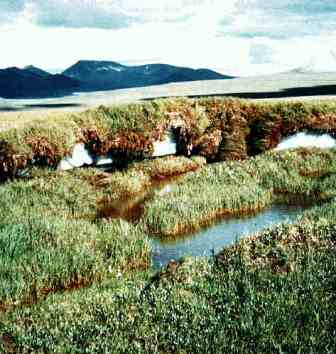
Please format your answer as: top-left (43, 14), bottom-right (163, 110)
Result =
top-left (23, 65), bottom-right (51, 78)
top-left (0, 67), bottom-right (80, 98)
top-left (62, 60), bottom-right (233, 91)
top-left (0, 60), bottom-right (233, 99)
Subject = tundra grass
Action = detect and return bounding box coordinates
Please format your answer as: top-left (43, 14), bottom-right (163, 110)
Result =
top-left (0, 168), bottom-right (151, 309)
top-left (0, 167), bottom-right (118, 224)
top-left (141, 148), bottom-right (336, 236)
top-left (0, 154), bottom-right (204, 308)
top-left (0, 218), bottom-right (149, 310)
top-left (0, 149), bottom-right (334, 308)
top-left (1, 200), bottom-right (335, 353)
top-left (95, 155), bottom-right (206, 202)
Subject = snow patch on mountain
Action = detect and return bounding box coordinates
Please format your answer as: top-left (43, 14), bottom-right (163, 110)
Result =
top-left (96, 65), bottom-right (125, 72)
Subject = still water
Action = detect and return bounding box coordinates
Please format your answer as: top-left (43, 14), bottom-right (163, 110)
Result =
top-left (150, 204), bottom-right (307, 269)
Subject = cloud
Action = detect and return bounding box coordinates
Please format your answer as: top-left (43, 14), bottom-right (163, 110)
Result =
top-left (0, 0), bottom-right (25, 11)
top-left (2, 0), bottom-right (336, 36)
top-left (0, 0), bottom-right (238, 30)
top-left (235, 0), bottom-right (336, 16)
top-left (218, 0), bottom-right (336, 40)
top-left (0, 0), bottom-right (25, 24)
top-left (0, 0), bottom-right (209, 29)
top-left (0, 0), bottom-right (336, 76)
top-left (31, 0), bottom-right (135, 30)
top-left (29, 0), bottom-right (214, 29)
top-left (249, 44), bottom-right (274, 64)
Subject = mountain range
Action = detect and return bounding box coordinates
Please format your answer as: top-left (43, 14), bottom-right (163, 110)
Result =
top-left (0, 66), bottom-right (80, 99)
top-left (0, 61), bottom-right (233, 99)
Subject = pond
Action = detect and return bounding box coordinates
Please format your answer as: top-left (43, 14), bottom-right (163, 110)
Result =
top-left (150, 204), bottom-right (309, 269)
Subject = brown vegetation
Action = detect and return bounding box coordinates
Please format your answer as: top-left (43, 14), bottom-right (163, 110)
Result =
top-left (1, 98), bottom-right (336, 181)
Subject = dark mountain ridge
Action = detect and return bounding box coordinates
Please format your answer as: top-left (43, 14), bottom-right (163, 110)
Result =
top-left (0, 60), bottom-right (234, 99)
top-left (23, 65), bottom-right (52, 78)
top-left (62, 60), bottom-right (234, 91)
top-left (0, 67), bottom-right (80, 99)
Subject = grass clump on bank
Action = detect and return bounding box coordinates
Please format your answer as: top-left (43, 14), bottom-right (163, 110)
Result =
top-left (0, 168), bottom-right (106, 223)
top-left (0, 218), bottom-right (149, 310)
top-left (95, 155), bottom-right (206, 203)
top-left (0, 154), bottom-right (204, 309)
top-left (0, 147), bottom-right (334, 310)
top-left (0, 168), bottom-right (150, 309)
top-left (141, 148), bottom-right (336, 236)
top-left (1, 199), bottom-right (335, 353)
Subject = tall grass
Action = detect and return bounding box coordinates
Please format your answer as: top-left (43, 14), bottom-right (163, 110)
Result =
top-left (2, 199), bottom-right (335, 353)
top-left (0, 168), bottom-right (151, 308)
top-left (94, 155), bottom-right (205, 203)
top-left (0, 217), bottom-right (149, 309)
top-left (0, 155), bottom-right (205, 308)
top-left (0, 98), bottom-right (336, 351)
top-left (141, 148), bottom-right (336, 236)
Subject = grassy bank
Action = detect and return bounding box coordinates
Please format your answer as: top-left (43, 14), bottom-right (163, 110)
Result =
top-left (0, 218), bottom-right (149, 311)
top-left (141, 148), bottom-right (336, 236)
top-left (1, 199), bottom-right (335, 353)
top-left (95, 155), bottom-right (205, 203)
top-left (6, 146), bottom-right (332, 309)
top-left (1, 97), bottom-right (336, 181)
top-left (0, 155), bottom-right (205, 309)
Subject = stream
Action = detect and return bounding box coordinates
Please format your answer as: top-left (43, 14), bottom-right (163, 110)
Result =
top-left (97, 175), bottom-right (316, 270)
top-left (150, 204), bottom-right (309, 269)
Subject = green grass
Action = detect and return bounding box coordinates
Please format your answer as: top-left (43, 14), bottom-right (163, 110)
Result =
top-left (0, 169), bottom-right (103, 223)
top-left (96, 155), bottom-right (206, 202)
top-left (141, 148), bottom-right (336, 236)
top-left (1, 200), bottom-right (335, 353)
top-left (0, 168), bottom-right (151, 309)
top-left (0, 218), bottom-right (149, 310)
top-left (0, 155), bottom-right (205, 308)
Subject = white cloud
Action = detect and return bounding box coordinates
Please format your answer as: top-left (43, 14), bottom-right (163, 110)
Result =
top-left (0, 1), bottom-right (336, 76)
top-left (3, 0), bottom-right (237, 29)
top-left (0, 0), bottom-right (25, 24)
top-left (31, 0), bottom-right (134, 29)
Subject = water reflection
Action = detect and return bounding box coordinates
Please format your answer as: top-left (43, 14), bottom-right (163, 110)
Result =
top-left (150, 204), bottom-right (308, 269)
top-left (97, 180), bottom-right (178, 223)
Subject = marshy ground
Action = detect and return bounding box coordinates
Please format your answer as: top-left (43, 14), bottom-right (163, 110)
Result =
top-left (0, 97), bottom-right (336, 353)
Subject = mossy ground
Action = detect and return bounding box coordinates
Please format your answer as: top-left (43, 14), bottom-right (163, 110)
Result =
top-left (0, 98), bottom-right (336, 352)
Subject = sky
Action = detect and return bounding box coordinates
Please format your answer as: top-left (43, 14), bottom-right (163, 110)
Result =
top-left (0, 0), bottom-right (336, 76)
